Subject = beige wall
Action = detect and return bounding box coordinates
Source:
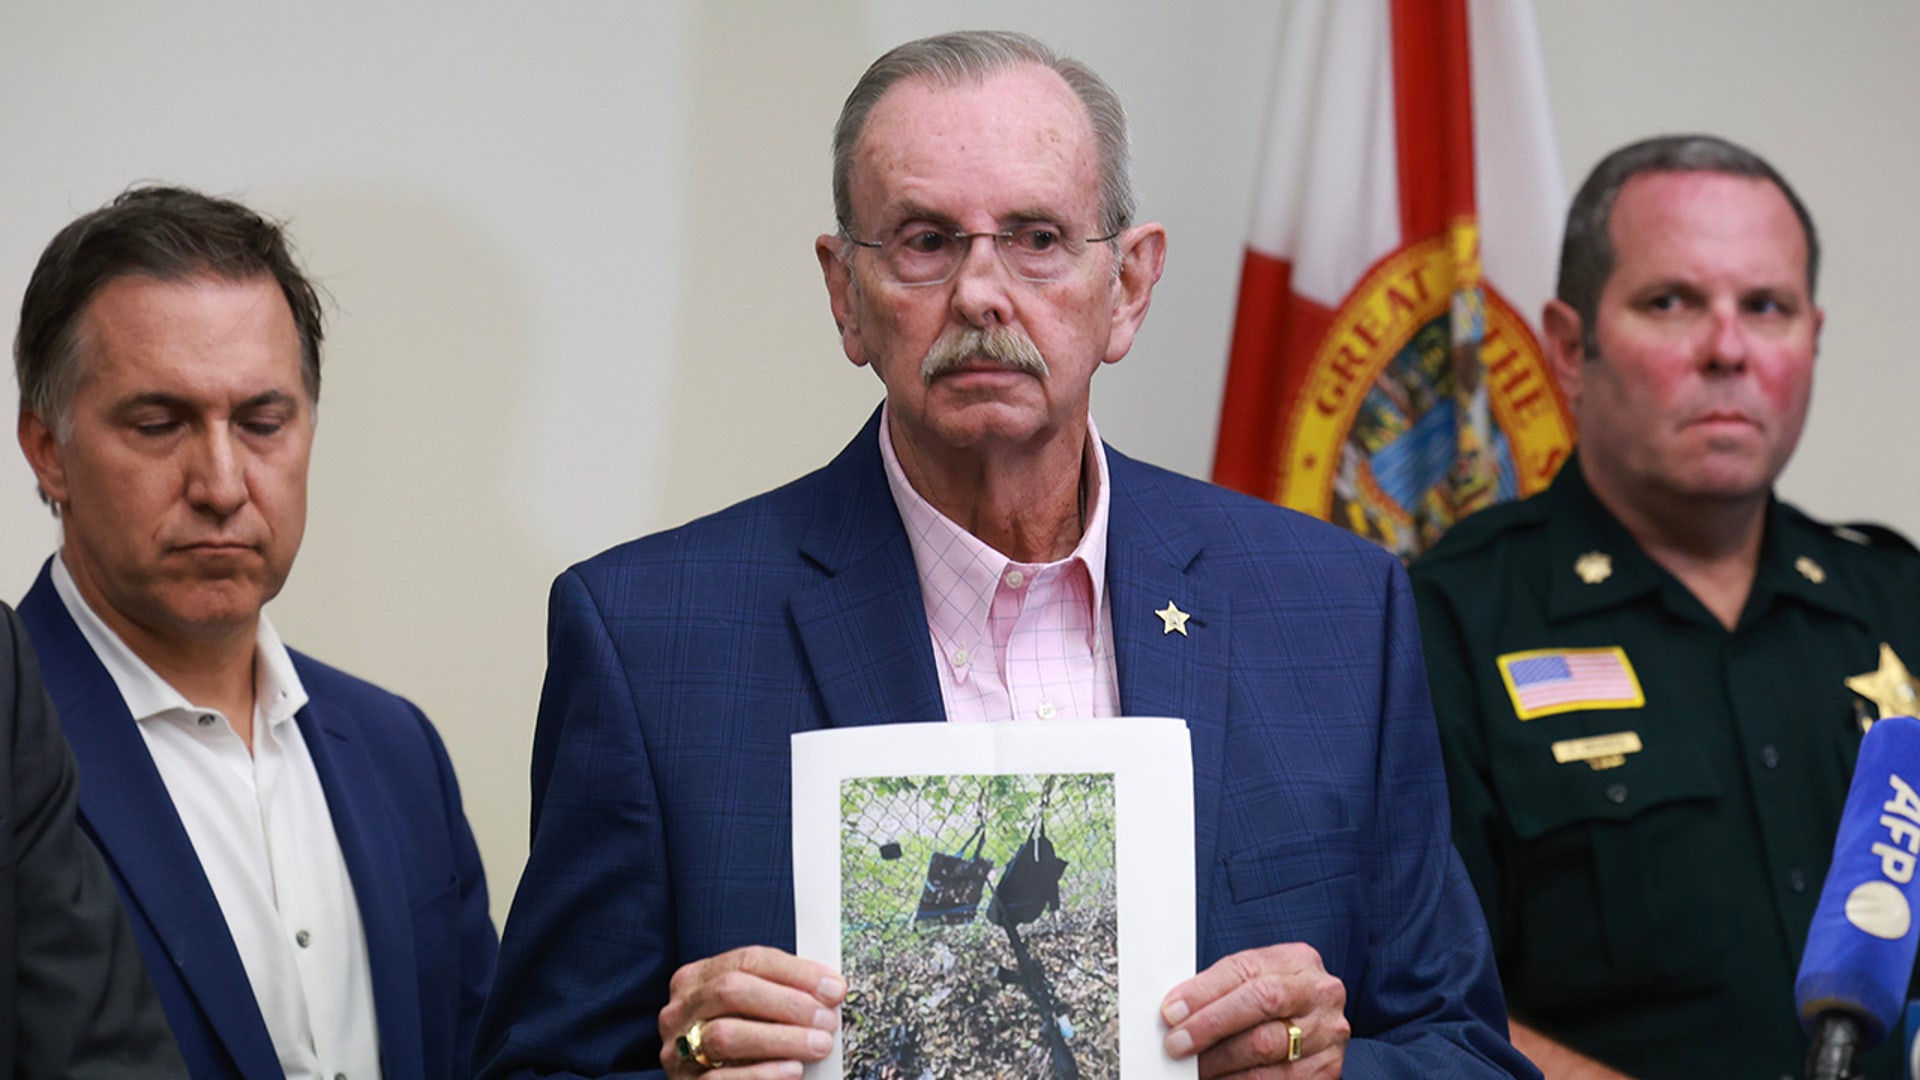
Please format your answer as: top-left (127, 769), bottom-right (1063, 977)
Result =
top-left (2, 1), bottom-right (1915, 923)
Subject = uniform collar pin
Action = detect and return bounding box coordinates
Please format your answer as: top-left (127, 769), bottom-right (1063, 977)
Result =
top-left (1574, 551), bottom-right (1612, 585)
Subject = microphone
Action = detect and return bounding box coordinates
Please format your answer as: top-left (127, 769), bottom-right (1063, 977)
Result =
top-left (1796, 714), bottom-right (1920, 1080)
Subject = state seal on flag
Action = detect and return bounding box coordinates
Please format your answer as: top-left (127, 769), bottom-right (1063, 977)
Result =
top-left (1275, 223), bottom-right (1575, 558)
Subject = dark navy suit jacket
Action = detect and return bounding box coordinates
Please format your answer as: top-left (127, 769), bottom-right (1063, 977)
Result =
top-left (20, 565), bottom-right (497, 1080)
top-left (477, 412), bottom-right (1533, 1078)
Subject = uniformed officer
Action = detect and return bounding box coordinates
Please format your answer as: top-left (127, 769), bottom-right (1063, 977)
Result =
top-left (1411, 134), bottom-right (1920, 1080)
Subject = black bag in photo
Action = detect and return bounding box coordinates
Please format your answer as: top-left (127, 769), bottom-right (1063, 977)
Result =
top-left (914, 823), bottom-right (992, 925)
top-left (988, 822), bottom-right (1068, 929)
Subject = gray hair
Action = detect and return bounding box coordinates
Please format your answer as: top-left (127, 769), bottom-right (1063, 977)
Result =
top-left (1558, 134), bottom-right (1819, 357)
top-left (831, 30), bottom-right (1136, 240)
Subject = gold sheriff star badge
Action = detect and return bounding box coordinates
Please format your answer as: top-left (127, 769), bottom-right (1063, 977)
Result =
top-left (1156, 601), bottom-right (1191, 636)
top-left (1847, 643), bottom-right (1920, 723)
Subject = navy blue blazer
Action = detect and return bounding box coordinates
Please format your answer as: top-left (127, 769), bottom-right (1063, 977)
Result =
top-left (477, 411), bottom-right (1532, 1078)
top-left (20, 565), bottom-right (497, 1080)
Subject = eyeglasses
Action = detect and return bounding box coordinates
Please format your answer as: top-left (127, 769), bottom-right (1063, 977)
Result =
top-left (840, 220), bottom-right (1120, 286)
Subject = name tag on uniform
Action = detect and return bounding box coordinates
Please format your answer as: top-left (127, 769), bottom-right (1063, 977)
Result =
top-left (1551, 731), bottom-right (1643, 771)
top-left (1496, 646), bottom-right (1645, 720)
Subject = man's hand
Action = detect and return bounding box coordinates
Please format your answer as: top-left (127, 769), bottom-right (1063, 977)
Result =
top-left (1160, 943), bottom-right (1349, 1078)
top-left (657, 946), bottom-right (845, 1078)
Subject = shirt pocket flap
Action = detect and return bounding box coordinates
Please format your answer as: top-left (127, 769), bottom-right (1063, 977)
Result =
top-left (1492, 734), bottom-right (1721, 841)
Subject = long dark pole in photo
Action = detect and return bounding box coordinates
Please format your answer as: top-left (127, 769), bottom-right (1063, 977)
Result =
top-left (1002, 920), bottom-right (1079, 1080)
top-left (988, 777), bottom-right (1077, 1080)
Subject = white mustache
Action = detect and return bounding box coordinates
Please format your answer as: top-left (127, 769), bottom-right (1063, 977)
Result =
top-left (920, 326), bottom-right (1049, 384)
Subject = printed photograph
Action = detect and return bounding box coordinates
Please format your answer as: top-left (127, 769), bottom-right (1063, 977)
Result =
top-left (839, 772), bottom-right (1118, 1079)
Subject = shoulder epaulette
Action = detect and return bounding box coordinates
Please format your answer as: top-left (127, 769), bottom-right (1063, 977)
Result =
top-left (1775, 495), bottom-right (1920, 553)
top-left (1415, 497), bottom-right (1546, 565)
top-left (1778, 501), bottom-right (1920, 555)
top-left (1832, 521), bottom-right (1920, 555)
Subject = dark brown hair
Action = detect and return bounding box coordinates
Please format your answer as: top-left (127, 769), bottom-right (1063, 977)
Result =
top-left (15, 184), bottom-right (325, 438)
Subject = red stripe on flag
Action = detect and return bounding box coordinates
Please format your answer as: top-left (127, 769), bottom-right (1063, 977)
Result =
top-left (1212, 250), bottom-right (1335, 500)
top-left (1213, 1), bottom-right (1567, 548)
top-left (1390, 0), bottom-right (1476, 238)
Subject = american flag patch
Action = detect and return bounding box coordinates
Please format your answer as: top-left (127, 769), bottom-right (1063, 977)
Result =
top-left (1496, 647), bottom-right (1644, 720)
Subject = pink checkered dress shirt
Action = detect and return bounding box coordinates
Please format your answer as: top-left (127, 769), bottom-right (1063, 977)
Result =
top-left (878, 406), bottom-right (1122, 724)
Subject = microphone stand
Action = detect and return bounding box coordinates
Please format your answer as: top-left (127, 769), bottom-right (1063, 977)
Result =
top-left (1805, 1012), bottom-right (1865, 1080)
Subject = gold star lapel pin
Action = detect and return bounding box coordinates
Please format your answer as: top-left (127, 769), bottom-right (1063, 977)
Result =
top-left (1846, 642), bottom-right (1920, 723)
top-left (1795, 556), bottom-right (1826, 584)
top-left (1574, 551), bottom-right (1612, 585)
top-left (1155, 601), bottom-right (1191, 636)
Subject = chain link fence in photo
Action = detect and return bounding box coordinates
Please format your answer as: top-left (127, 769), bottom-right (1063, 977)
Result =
top-left (839, 773), bottom-right (1118, 1079)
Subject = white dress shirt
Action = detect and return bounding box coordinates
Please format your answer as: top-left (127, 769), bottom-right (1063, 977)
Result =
top-left (54, 555), bottom-right (382, 1080)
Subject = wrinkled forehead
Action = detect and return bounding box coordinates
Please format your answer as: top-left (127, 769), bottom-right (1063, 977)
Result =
top-left (846, 66), bottom-right (1102, 228)
top-left (76, 273), bottom-right (307, 389)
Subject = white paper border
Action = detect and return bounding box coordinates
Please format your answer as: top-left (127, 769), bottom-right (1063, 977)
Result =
top-left (793, 718), bottom-right (1196, 1080)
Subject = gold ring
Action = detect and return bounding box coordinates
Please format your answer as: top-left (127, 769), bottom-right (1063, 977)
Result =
top-left (1286, 1021), bottom-right (1303, 1062)
top-left (676, 1020), bottom-right (718, 1069)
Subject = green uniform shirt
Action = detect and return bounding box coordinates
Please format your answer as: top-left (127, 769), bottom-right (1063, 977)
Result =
top-left (1409, 457), bottom-right (1920, 1080)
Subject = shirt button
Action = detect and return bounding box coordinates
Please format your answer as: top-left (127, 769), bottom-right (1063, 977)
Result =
top-left (1036, 702), bottom-right (1056, 721)
top-left (198, 714), bottom-right (217, 727)
top-left (951, 648), bottom-right (969, 667)
top-left (295, 929), bottom-right (312, 948)
top-left (1790, 869), bottom-right (1808, 894)
top-left (1004, 570), bottom-right (1025, 589)
top-left (1604, 783), bottom-right (1628, 804)
top-left (1761, 744), bottom-right (1780, 770)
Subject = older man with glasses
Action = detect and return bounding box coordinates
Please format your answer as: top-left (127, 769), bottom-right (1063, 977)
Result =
top-left (477, 30), bottom-right (1532, 1080)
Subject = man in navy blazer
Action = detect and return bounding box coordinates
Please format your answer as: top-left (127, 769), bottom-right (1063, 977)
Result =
top-left (479, 31), bottom-right (1532, 1080)
top-left (12, 186), bottom-right (495, 1079)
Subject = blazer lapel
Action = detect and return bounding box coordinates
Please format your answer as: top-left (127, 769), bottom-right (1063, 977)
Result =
top-left (790, 410), bottom-right (946, 729)
top-left (19, 566), bottom-right (282, 1077)
top-left (294, 684), bottom-right (423, 1080)
top-left (1102, 454), bottom-right (1231, 885)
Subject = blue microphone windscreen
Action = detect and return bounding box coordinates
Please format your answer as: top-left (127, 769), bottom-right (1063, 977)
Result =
top-left (1796, 715), bottom-right (1920, 1047)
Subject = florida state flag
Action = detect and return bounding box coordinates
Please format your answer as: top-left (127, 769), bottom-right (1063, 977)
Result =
top-left (1211, 0), bottom-right (1574, 559)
